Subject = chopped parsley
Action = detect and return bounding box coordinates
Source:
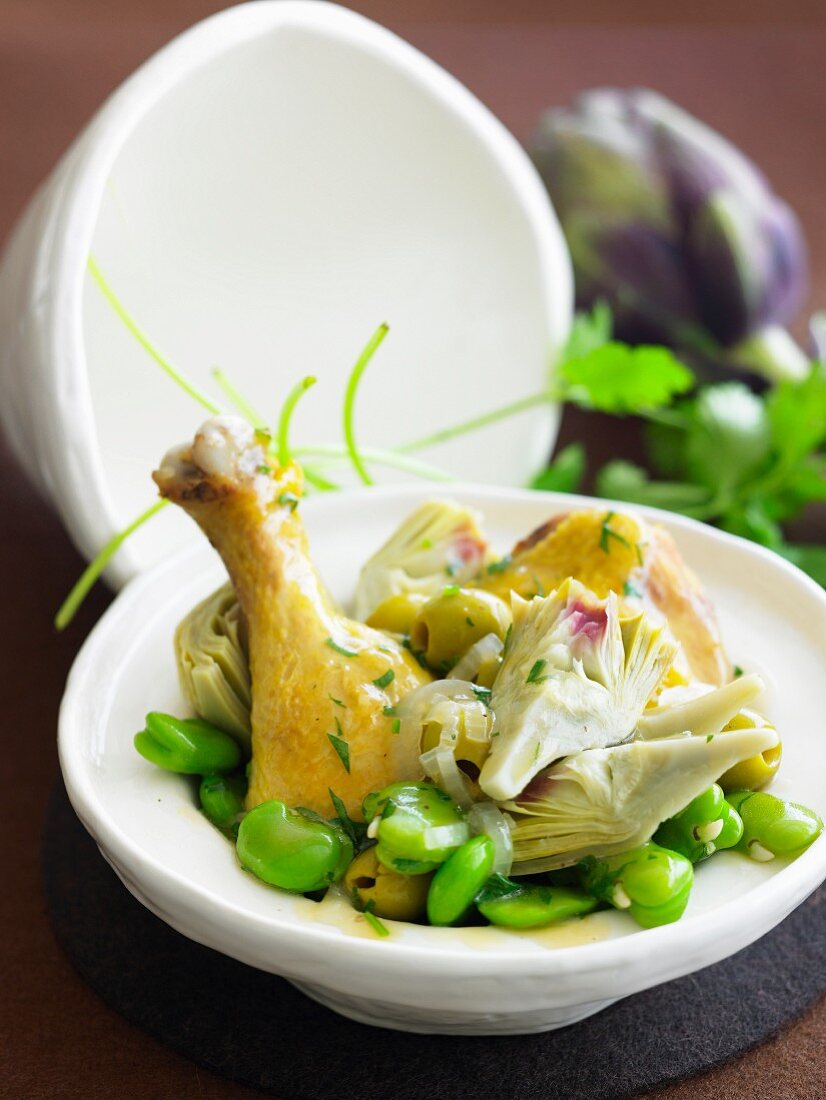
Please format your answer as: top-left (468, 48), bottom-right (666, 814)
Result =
top-left (257, 463), bottom-right (272, 475)
top-left (363, 900), bottom-right (390, 937)
top-left (734, 665), bottom-right (744, 678)
top-left (472, 685), bottom-right (492, 702)
top-left (329, 694), bottom-right (346, 708)
top-left (526, 659), bottom-right (548, 684)
top-left (706, 734), bottom-right (714, 743)
top-left (443, 584), bottom-right (461, 597)
top-left (623, 581), bottom-right (642, 598)
top-left (278, 490), bottom-right (300, 512)
top-left (327, 721), bottom-right (351, 773)
top-left (465, 616), bottom-right (475, 627)
top-left (392, 718), bottom-right (401, 734)
top-left (445, 562), bottom-right (457, 577)
top-left (421, 538), bottom-right (433, 549)
top-left (328, 788), bottom-right (365, 849)
top-left (326, 637), bottom-right (358, 658)
top-left (599, 511), bottom-right (631, 553)
top-left (372, 669), bottom-right (395, 690)
top-left (486, 555), bottom-right (512, 575)
top-left (392, 857), bottom-right (424, 873)
top-left (382, 705), bottom-right (397, 717)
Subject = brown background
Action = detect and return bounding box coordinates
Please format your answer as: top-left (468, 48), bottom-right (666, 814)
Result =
top-left (2, 2), bottom-right (826, 1097)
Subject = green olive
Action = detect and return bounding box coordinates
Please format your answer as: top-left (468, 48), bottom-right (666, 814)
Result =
top-left (236, 800), bottom-right (353, 892)
top-left (343, 846), bottom-right (430, 921)
top-left (718, 709), bottom-right (782, 791)
top-left (420, 699), bottom-right (492, 773)
top-left (365, 593), bottom-right (429, 635)
top-left (409, 588), bottom-right (512, 672)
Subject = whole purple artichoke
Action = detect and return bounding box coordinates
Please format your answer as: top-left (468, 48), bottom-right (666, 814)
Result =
top-left (531, 89), bottom-right (809, 381)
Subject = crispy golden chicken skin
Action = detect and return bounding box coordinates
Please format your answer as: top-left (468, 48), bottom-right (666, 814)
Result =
top-left (477, 509), bottom-right (730, 686)
top-left (154, 417), bottom-right (431, 816)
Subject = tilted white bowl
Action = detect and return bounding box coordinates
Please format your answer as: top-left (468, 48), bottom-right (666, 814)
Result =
top-left (58, 484), bottom-right (826, 1035)
top-left (0, 1), bottom-right (571, 587)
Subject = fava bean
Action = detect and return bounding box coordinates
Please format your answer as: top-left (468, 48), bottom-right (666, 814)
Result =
top-left (363, 782), bottom-right (468, 874)
top-left (654, 784), bottom-right (743, 863)
top-left (727, 790), bottom-right (823, 861)
top-left (236, 800), bottom-right (353, 892)
top-left (427, 835), bottom-right (495, 926)
top-left (579, 842), bottom-right (693, 928)
top-left (199, 774), bottom-right (246, 836)
top-left (476, 874), bottom-right (597, 929)
top-left (134, 711), bottom-right (241, 774)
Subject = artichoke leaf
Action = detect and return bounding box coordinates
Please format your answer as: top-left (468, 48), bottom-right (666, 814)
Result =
top-left (505, 724), bottom-right (779, 872)
top-left (637, 672), bottom-right (764, 740)
top-left (175, 583), bottom-right (251, 750)
top-left (353, 500), bottom-right (488, 622)
top-left (479, 579), bottom-right (677, 801)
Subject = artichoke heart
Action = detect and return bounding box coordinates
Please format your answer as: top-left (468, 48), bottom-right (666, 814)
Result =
top-left (506, 724), bottom-right (780, 872)
top-left (175, 583), bottom-right (251, 750)
top-left (479, 579), bottom-right (677, 801)
top-left (353, 500), bottom-right (488, 621)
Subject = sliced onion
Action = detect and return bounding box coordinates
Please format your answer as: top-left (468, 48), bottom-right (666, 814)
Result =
top-left (397, 678), bottom-right (477, 737)
top-left (423, 823), bottom-right (470, 851)
top-left (419, 745), bottom-right (475, 809)
top-left (467, 802), bottom-right (514, 875)
top-left (449, 633), bottom-right (504, 683)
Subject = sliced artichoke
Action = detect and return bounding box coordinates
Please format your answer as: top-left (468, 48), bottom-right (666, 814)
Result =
top-left (175, 583), bottom-right (251, 750)
top-left (479, 579), bottom-right (677, 801)
top-left (637, 672), bottom-right (765, 740)
top-left (352, 500), bottom-right (488, 622)
top-left (505, 724), bottom-right (780, 872)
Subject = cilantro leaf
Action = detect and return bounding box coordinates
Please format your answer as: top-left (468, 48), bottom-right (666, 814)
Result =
top-left (561, 301), bottom-right (613, 362)
top-left (683, 383), bottom-right (771, 492)
top-left (596, 461), bottom-right (714, 518)
top-left (766, 363), bottom-right (826, 468)
top-left (719, 499), bottom-right (784, 549)
top-left (560, 344), bottom-right (694, 414)
top-left (644, 416), bottom-right (692, 480)
top-left (530, 442), bottom-right (585, 494)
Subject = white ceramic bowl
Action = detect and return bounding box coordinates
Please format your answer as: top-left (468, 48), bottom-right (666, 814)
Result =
top-left (0, 1), bottom-right (571, 587)
top-left (59, 484), bottom-right (826, 1035)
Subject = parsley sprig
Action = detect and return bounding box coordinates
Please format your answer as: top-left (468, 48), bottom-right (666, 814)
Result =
top-left (528, 304), bottom-right (826, 587)
top-left (56, 271), bottom-right (826, 631)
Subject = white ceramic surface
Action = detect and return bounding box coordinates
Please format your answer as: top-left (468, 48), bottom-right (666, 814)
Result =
top-left (0, 1), bottom-right (571, 587)
top-left (59, 484), bottom-right (826, 1035)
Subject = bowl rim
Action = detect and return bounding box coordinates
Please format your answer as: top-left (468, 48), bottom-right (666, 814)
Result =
top-left (58, 482), bottom-right (826, 981)
top-left (35, 0), bottom-right (571, 587)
